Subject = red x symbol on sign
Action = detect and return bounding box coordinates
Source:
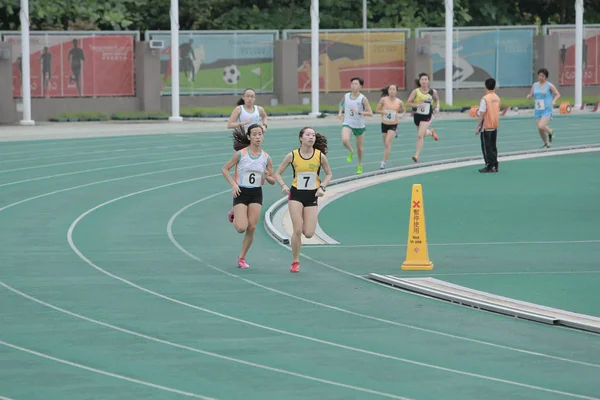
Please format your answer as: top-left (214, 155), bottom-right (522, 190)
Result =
top-left (413, 201), bottom-right (421, 208)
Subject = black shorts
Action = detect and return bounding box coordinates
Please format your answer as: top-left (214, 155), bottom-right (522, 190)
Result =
top-left (413, 113), bottom-right (432, 126)
top-left (233, 187), bottom-right (263, 206)
top-left (288, 186), bottom-right (318, 207)
top-left (381, 123), bottom-right (398, 133)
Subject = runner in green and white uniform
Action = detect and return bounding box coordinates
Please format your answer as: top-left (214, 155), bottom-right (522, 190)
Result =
top-left (337, 77), bottom-right (373, 174)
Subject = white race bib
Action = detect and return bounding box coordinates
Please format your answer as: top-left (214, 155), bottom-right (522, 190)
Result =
top-left (415, 103), bottom-right (431, 115)
top-left (383, 109), bottom-right (397, 122)
top-left (535, 99), bottom-right (545, 110)
top-left (297, 172), bottom-right (317, 190)
top-left (241, 170), bottom-right (262, 188)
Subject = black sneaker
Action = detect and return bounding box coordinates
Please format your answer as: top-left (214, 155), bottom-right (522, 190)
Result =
top-left (479, 166), bottom-right (497, 173)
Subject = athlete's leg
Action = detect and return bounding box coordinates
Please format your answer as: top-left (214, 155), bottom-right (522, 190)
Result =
top-left (536, 116), bottom-right (552, 145)
top-left (341, 126), bottom-right (354, 162)
top-left (238, 203), bottom-right (261, 265)
top-left (414, 119), bottom-right (431, 161)
top-left (232, 203), bottom-right (249, 233)
top-left (301, 206), bottom-right (319, 239)
top-left (382, 129), bottom-right (395, 164)
top-left (355, 132), bottom-right (365, 166)
top-left (288, 200), bottom-right (305, 263)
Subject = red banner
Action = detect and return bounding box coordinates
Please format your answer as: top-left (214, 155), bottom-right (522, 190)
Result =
top-left (6, 34), bottom-right (135, 98)
top-left (550, 29), bottom-right (600, 86)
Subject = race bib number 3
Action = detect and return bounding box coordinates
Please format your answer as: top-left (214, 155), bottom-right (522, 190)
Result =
top-left (535, 99), bottom-right (545, 110)
top-left (383, 109), bottom-right (397, 122)
top-left (416, 103), bottom-right (431, 115)
top-left (241, 170), bottom-right (262, 187)
top-left (297, 172), bottom-right (317, 190)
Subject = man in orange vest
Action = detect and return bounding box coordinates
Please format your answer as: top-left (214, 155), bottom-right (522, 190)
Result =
top-left (476, 78), bottom-right (501, 173)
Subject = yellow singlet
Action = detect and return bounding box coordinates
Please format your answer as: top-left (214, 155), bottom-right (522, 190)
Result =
top-left (291, 148), bottom-right (322, 190)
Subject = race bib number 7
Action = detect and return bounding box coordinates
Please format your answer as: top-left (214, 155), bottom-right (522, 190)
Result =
top-left (241, 170), bottom-right (263, 187)
top-left (535, 99), bottom-right (545, 110)
top-left (416, 103), bottom-right (431, 115)
top-left (297, 172), bottom-right (317, 190)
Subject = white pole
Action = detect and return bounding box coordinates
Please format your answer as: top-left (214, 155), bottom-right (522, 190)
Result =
top-left (309, 0), bottom-right (320, 117)
top-left (19, 0), bottom-right (34, 125)
top-left (169, 0), bottom-right (183, 122)
top-left (574, 0), bottom-right (584, 108)
top-left (363, 0), bottom-right (367, 30)
top-left (445, 0), bottom-right (453, 106)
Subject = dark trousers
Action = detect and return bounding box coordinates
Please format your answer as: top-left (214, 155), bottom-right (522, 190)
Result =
top-left (480, 129), bottom-right (498, 169)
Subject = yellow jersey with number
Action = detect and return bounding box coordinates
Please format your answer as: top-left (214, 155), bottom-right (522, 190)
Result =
top-left (291, 148), bottom-right (322, 190)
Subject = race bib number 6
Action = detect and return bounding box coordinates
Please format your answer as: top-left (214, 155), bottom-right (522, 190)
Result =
top-left (297, 172), bottom-right (317, 190)
top-left (416, 103), bottom-right (431, 115)
top-left (241, 170), bottom-right (263, 187)
top-left (535, 99), bottom-right (545, 110)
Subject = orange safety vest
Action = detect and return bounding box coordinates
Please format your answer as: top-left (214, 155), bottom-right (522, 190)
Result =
top-left (482, 90), bottom-right (501, 131)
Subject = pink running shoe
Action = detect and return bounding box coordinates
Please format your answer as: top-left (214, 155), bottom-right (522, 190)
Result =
top-left (237, 257), bottom-right (250, 269)
top-left (431, 128), bottom-right (439, 141)
top-left (228, 208), bottom-right (234, 223)
top-left (290, 262), bottom-right (300, 273)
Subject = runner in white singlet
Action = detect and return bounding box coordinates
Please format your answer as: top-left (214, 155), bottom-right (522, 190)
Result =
top-left (337, 77), bottom-right (373, 174)
top-left (227, 88), bottom-right (268, 133)
top-left (222, 124), bottom-right (275, 269)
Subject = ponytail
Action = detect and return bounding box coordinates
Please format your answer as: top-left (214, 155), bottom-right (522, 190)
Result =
top-left (380, 86), bottom-right (389, 97)
top-left (313, 133), bottom-right (328, 155)
top-left (236, 97), bottom-right (245, 106)
top-left (231, 125), bottom-right (251, 151)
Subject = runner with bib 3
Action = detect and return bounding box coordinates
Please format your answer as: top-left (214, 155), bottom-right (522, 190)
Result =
top-left (274, 127), bottom-right (332, 273)
top-left (222, 124), bottom-right (276, 269)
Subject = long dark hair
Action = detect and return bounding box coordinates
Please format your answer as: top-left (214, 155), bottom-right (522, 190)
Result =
top-left (415, 72), bottom-right (429, 88)
top-left (232, 123), bottom-right (263, 151)
top-left (299, 127), bottom-right (328, 155)
top-left (236, 88), bottom-right (256, 106)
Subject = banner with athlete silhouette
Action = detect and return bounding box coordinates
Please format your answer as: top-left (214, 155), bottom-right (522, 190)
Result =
top-left (145, 30), bottom-right (278, 95)
top-left (282, 29), bottom-right (409, 92)
top-left (416, 27), bottom-right (536, 88)
top-left (3, 32), bottom-right (136, 98)
top-left (546, 26), bottom-right (600, 86)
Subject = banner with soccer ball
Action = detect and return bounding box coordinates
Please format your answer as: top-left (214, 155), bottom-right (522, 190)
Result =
top-left (147, 31), bottom-right (277, 95)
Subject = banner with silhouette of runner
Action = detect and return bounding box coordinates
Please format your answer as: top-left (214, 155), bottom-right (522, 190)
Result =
top-left (3, 33), bottom-right (135, 98)
top-left (283, 29), bottom-right (409, 92)
top-left (547, 27), bottom-right (599, 86)
top-left (417, 27), bottom-right (536, 88)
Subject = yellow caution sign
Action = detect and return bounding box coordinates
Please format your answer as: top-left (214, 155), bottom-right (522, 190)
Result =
top-left (401, 184), bottom-right (434, 271)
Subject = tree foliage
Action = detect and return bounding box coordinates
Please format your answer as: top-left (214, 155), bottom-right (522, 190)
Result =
top-left (0, 0), bottom-right (599, 32)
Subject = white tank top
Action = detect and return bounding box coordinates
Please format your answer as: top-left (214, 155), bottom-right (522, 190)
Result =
top-left (343, 92), bottom-right (366, 128)
top-left (238, 105), bottom-right (261, 131)
top-left (235, 147), bottom-right (270, 188)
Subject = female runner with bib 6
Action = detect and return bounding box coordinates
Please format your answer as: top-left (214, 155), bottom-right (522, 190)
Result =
top-left (222, 124), bottom-right (276, 269)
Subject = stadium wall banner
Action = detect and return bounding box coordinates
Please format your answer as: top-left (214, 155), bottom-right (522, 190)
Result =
top-left (418, 28), bottom-right (535, 88)
top-left (147, 31), bottom-right (277, 95)
top-left (3, 33), bottom-right (135, 98)
top-left (284, 30), bottom-right (407, 92)
top-left (547, 27), bottom-right (600, 86)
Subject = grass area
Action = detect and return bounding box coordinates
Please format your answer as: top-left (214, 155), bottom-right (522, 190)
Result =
top-left (49, 96), bottom-right (600, 122)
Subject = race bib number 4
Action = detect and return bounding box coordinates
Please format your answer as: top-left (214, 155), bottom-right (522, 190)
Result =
top-left (535, 99), bottom-right (545, 110)
top-left (297, 172), bottom-right (317, 190)
top-left (241, 170), bottom-right (263, 187)
top-left (383, 109), bottom-right (397, 122)
top-left (416, 103), bottom-right (431, 115)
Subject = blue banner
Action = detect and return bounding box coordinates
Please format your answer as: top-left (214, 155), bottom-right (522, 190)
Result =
top-left (424, 29), bottom-right (534, 88)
